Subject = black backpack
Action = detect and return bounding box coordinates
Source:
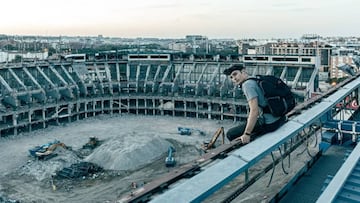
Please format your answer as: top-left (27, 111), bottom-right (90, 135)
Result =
top-left (247, 75), bottom-right (296, 117)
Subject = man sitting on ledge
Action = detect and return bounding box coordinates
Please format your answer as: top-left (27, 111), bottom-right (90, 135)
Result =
top-left (223, 64), bottom-right (287, 144)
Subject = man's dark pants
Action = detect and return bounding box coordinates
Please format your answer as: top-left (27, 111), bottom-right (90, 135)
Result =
top-left (226, 116), bottom-right (286, 141)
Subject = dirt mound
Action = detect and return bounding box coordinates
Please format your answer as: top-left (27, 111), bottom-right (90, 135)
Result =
top-left (85, 133), bottom-right (172, 170)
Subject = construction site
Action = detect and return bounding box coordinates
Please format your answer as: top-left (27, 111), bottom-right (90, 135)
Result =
top-left (0, 52), bottom-right (360, 203)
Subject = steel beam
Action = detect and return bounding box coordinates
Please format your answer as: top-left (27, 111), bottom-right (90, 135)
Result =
top-left (151, 75), bottom-right (360, 203)
top-left (316, 140), bottom-right (360, 202)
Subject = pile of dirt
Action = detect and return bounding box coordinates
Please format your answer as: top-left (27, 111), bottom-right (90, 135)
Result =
top-left (85, 133), bottom-right (172, 170)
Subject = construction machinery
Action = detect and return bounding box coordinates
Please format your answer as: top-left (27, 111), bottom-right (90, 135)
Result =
top-left (82, 136), bottom-right (101, 149)
top-left (202, 127), bottom-right (225, 151)
top-left (177, 127), bottom-right (205, 136)
top-left (165, 146), bottom-right (176, 167)
top-left (28, 140), bottom-right (68, 160)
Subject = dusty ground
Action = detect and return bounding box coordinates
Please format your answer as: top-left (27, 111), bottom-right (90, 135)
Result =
top-left (0, 114), bottom-right (233, 203)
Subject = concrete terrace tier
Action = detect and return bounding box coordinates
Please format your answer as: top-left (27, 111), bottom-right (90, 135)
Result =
top-left (0, 56), bottom-right (314, 137)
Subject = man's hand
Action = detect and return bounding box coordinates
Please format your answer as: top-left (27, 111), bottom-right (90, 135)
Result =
top-left (234, 134), bottom-right (251, 144)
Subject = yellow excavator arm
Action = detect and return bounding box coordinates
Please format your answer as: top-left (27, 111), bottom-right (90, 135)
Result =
top-left (202, 127), bottom-right (224, 151)
top-left (35, 143), bottom-right (67, 156)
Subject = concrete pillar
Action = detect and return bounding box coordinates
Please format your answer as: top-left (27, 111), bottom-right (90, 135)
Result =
top-left (208, 102), bottom-right (211, 119)
top-left (13, 114), bottom-right (18, 135)
top-left (67, 104), bottom-right (71, 123)
top-left (55, 105), bottom-right (60, 125)
top-left (29, 110), bottom-right (32, 132)
top-left (84, 101), bottom-right (88, 118)
top-left (42, 108), bottom-right (46, 129)
top-left (93, 100), bottom-right (96, 117)
top-left (110, 99), bottom-right (114, 115)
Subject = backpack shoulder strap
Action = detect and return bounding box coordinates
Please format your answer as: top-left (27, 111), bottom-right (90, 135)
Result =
top-left (244, 75), bottom-right (261, 83)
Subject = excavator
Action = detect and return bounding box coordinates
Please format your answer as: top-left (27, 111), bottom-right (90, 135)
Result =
top-left (201, 127), bottom-right (225, 151)
top-left (165, 146), bottom-right (176, 167)
top-left (29, 140), bottom-right (68, 160)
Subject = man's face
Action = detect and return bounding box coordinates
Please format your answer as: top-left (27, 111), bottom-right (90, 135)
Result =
top-left (229, 70), bottom-right (247, 85)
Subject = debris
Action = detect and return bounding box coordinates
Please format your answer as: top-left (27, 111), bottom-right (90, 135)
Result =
top-left (56, 162), bottom-right (103, 179)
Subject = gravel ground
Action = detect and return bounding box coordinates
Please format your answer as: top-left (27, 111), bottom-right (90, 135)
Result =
top-left (0, 114), bottom-right (233, 203)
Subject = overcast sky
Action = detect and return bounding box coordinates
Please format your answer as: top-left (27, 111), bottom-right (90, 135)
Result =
top-left (1, 0), bottom-right (359, 39)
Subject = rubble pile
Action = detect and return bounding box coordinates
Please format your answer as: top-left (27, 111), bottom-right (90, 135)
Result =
top-left (56, 162), bottom-right (103, 179)
top-left (19, 147), bottom-right (82, 181)
top-left (85, 133), bottom-right (172, 170)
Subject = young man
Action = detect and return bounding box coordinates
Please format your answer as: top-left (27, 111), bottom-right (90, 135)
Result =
top-left (223, 64), bottom-right (286, 144)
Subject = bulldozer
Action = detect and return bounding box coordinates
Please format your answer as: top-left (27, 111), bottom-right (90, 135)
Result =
top-left (82, 136), bottom-right (101, 149)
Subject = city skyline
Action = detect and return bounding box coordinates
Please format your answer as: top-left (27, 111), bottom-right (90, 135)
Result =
top-left (1, 0), bottom-right (359, 39)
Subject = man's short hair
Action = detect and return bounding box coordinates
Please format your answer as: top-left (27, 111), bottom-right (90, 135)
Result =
top-left (223, 64), bottom-right (245, 75)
